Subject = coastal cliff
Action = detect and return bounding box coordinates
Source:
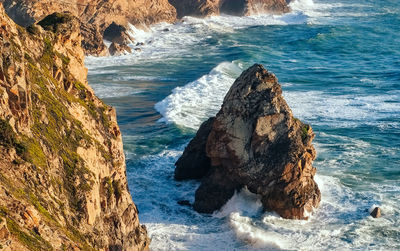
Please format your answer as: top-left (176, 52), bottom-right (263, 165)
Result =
top-left (0, 0), bottom-right (176, 55)
top-left (0, 0), bottom-right (291, 56)
top-left (169, 0), bottom-right (290, 18)
top-left (175, 64), bottom-right (321, 219)
top-left (0, 5), bottom-right (148, 250)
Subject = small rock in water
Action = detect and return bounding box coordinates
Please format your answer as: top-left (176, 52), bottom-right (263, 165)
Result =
top-left (134, 48), bottom-right (142, 52)
top-left (136, 42), bottom-right (145, 46)
top-left (177, 200), bottom-right (191, 207)
top-left (370, 207), bottom-right (381, 218)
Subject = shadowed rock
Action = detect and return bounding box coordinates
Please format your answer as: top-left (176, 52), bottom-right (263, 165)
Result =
top-left (169, 0), bottom-right (290, 18)
top-left (175, 117), bottom-right (215, 180)
top-left (370, 207), bottom-right (381, 218)
top-left (175, 64), bottom-right (321, 219)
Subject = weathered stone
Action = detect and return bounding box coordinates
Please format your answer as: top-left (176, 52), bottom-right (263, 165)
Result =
top-left (104, 21), bottom-right (133, 44)
top-left (169, 0), bottom-right (290, 18)
top-left (176, 64), bottom-right (321, 219)
top-left (109, 42), bottom-right (132, 56)
top-left (370, 207), bottom-right (381, 218)
top-left (80, 23), bottom-right (108, 56)
top-left (175, 117), bottom-right (215, 180)
top-left (1, 0), bottom-right (177, 55)
top-left (0, 4), bottom-right (149, 250)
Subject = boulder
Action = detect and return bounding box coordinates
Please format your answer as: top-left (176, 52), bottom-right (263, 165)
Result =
top-left (109, 42), bottom-right (132, 56)
top-left (103, 21), bottom-right (133, 45)
top-left (370, 207), bottom-right (381, 218)
top-left (175, 64), bottom-right (321, 219)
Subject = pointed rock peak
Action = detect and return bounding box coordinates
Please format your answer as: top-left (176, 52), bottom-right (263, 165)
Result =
top-left (175, 64), bottom-right (321, 219)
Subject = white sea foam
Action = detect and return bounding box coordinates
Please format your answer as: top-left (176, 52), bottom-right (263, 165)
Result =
top-left (86, 0), bottom-right (318, 69)
top-left (283, 90), bottom-right (400, 128)
top-left (155, 61), bottom-right (243, 129)
top-left (155, 70), bottom-right (400, 129)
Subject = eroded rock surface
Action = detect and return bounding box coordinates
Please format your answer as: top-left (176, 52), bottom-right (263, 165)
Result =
top-left (0, 0), bottom-right (176, 55)
top-left (175, 64), bottom-right (320, 219)
top-left (169, 0), bottom-right (290, 18)
top-left (0, 5), bottom-right (149, 250)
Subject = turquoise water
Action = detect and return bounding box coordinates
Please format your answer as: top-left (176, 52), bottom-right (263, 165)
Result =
top-left (86, 0), bottom-right (400, 250)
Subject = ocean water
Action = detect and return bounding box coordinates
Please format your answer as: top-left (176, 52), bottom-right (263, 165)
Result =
top-left (86, 0), bottom-right (400, 250)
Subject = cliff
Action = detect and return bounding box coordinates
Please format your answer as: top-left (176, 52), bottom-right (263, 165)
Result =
top-left (169, 0), bottom-right (290, 18)
top-left (0, 0), bottom-right (291, 56)
top-left (0, 0), bottom-right (176, 55)
top-left (0, 4), bottom-right (148, 250)
top-left (175, 64), bottom-right (321, 219)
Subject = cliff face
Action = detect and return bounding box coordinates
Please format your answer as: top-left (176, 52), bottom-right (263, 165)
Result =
top-left (0, 0), bottom-right (176, 27)
top-left (169, 0), bottom-right (290, 18)
top-left (175, 64), bottom-right (320, 219)
top-left (0, 5), bottom-right (148, 250)
top-left (0, 0), bottom-right (176, 55)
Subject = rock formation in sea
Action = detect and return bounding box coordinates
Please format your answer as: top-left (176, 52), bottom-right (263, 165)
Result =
top-left (0, 0), bottom-right (176, 55)
top-left (175, 64), bottom-right (321, 219)
top-left (169, 0), bottom-right (290, 18)
top-left (0, 4), bottom-right (149, 250)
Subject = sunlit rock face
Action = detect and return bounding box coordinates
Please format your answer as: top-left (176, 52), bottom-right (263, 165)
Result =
top-left (175, 64), bottom-right (321, 220)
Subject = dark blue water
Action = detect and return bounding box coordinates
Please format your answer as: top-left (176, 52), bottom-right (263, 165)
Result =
top-left (86, 0), bottom-right (400, 249)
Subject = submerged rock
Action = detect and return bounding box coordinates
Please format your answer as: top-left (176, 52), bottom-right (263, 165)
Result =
top-left (177, 200), bottom-right (192, 207)
top-left (175, 64), bottom-right (321, 219)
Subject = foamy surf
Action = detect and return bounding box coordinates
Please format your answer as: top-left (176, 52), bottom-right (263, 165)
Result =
top-left (155, 61), bottom-right (243, 129)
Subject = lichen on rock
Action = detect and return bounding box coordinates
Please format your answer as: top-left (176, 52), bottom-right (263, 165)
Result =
top-left (175, 64), bottom-right (321, 220)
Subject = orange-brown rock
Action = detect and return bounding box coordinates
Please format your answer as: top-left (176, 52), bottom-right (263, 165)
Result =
top-left (175, 64), bottom-right (320, 219)
top-left (169, 0), bottom-right (290, 18)
top-left (0, 4), bottom-right (149, 250)
top-left (109, 42), bottom-right (133, 56)
top-left (0, 0), bottom-right (176, 55)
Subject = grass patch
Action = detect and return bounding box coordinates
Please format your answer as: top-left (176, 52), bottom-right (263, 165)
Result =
top-left (301, 124), bottom-right (310, 141)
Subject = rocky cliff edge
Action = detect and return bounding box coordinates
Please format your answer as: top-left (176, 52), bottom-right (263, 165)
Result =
top-left (0, 4), bottom-right (149, 250)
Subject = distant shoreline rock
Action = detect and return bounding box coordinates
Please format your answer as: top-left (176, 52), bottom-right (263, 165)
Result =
top-left (169, 0), bottom-right (290, 18)
top-left (0, 0), bottom-right (292, 57)
top-left (175, 64), bottom-right (321, 220)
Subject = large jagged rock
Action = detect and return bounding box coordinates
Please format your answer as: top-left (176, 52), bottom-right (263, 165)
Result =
top-left (0, 4), bottom-right (149, 250)
top-left (175, 64), bottom-right (320, 219)
top-left (169, 0), bottom-right (290, 18)
top-left (0, 0), bottom-right (176, 55)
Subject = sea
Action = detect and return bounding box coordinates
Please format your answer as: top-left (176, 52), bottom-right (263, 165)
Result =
top-left (85, 0), bottom-right (400, 250)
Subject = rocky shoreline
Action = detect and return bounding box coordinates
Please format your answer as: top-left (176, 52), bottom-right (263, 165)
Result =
top-left (0, 0), bottom-right (322, 250)
top-left (0, 0), bottom-right (292, 56)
